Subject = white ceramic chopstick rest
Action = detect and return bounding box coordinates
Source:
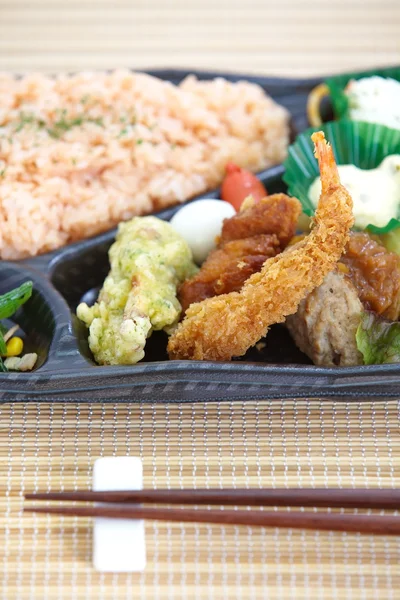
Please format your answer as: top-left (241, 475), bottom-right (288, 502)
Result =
top-left (92, 456), bottom-right (146, 572)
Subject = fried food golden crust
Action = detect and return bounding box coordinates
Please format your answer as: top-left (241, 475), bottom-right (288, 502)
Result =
top-left (342, 232), bottom-right (400, 320)
top-left (167, 132), bottom-right (354, 361)
top-left (179, 234), bottom-right (281, 312)
top-left (220, 193), bottom-right (302, 246)
top-left (178, 193), bottom-right (301, 312)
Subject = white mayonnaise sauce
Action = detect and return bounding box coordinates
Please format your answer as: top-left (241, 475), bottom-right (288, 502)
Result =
top-left (308, 155), bottom-right (400, 229)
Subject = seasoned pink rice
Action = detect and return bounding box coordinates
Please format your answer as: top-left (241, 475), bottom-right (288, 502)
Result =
top-left (0, 70), bottom-right (290, 259)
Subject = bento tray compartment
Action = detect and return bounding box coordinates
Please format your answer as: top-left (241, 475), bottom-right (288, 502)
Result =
top-left (49, 166), bottom-right (310, 367)
top-left (0, 262), bottom-right (86, 374)
top-left (1, 68), bottom-right (399, 402)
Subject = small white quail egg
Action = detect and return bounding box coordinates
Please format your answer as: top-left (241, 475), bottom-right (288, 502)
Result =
top-left (169, 199), bottom-right (236, 264)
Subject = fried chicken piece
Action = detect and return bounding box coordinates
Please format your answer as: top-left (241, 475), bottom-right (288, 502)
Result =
top-left (167, 131), bottom-right (354, 361)
top-left (179, 234), bottom-right (281, 312)
top-left (286, 271), bottom-right (364, 367)
top-left (220, 193), bottom-right (302, 247)
top-left (342, 232), bottom-right (400, 321)
top-left (179, 193), bottom-right (301, 312)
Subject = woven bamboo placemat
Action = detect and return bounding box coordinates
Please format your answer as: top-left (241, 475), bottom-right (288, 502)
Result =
top-left (0, 0), bottom-right (399, 75)
top-left (0, 1), bottom-right (400, 598)
top-left (0, 400), bottom-right (399, 599)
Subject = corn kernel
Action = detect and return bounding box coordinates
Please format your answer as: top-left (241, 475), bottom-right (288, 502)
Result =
top-left (337, 262), bottom-right (349, 274)
top-left (6, 336), bottom-right (24, 357)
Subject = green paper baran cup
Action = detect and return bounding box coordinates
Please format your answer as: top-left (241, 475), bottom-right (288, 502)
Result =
top-left (283, 120), bottom-right (400, 234)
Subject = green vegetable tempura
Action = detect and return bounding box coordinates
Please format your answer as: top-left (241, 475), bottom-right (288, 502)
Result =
top-left (77, 216), bottom-right (197, 365)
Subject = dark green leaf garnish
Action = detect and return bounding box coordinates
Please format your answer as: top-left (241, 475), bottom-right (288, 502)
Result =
top-left (0, 321), bottom-right (8, 371)
top-left (0, 333), bottom-right (7, 358)
top-left (0, 331), bottom-right (7, 356)
top-left (13, 110), bottom-right (104, 139)
top-left (14, 112), bottom-right (37, 132)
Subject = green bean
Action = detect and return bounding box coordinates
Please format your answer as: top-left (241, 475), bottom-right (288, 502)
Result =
top-left (0, 281), bottom-right (33, 319)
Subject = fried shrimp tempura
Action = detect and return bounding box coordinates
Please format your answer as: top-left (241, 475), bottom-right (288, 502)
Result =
top-left (167, 132), bottom-right (354, 361)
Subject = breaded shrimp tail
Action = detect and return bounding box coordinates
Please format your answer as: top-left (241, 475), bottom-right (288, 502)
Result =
top-left (168, 132), bottom-right (354, 361)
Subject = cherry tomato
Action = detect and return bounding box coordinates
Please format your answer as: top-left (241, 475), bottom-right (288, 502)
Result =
top-left (221, 163), bottom-right (268, 210)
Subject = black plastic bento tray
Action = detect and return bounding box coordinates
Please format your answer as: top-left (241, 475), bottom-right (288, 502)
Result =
top-left (2, 67), bottom-right (400, 402)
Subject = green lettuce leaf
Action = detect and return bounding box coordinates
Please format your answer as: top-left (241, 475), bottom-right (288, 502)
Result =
top-left (356, 312), bottom-right (400, 364)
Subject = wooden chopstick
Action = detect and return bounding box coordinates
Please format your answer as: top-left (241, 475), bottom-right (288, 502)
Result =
top-left (24, 488), bottom-right (400, 510)
top-left (23, 504), bottom-right (400, 535)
